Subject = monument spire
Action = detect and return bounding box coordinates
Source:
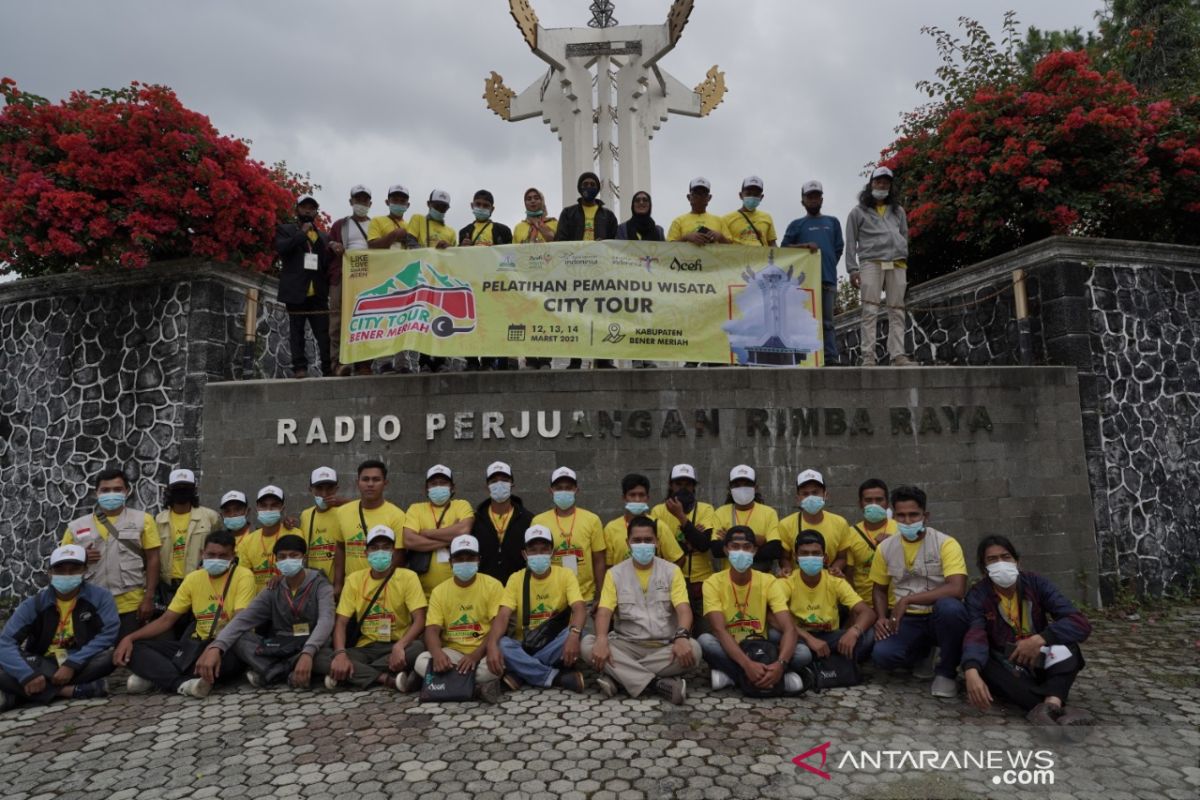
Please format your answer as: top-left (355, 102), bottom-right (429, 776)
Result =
top-left (587, 1), bottom-right (617, 29)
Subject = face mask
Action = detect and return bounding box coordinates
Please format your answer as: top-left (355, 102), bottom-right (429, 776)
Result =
top-left (202, 558), bottom-right (231, 576)
top-left (429, 208), bottom-right (446, 222)
top-left (898, 521), bottom-right (925, 541)
top-left (427, 486), bottom-right (452, 506)
top-left (799, 496), bottom-right (826, 515)
top-left (51, 575), bottom-right (83, 594)
top-left (742, 196), bottom-right (762, 211)
top-left (277, 558), bottom-right (304, 578)
top-left (630, 543), bottom-right (656, 566)
top-left (553, 490), bottom-right (576, 511)
top-left (167, 487), bottom-right (194, 505)
top-left (352, 203), bottom-right (371, 217)
top-left (872, 189), bottom-right (890, 201)
top-left (298, 212), bottom-right (317, 222)
top-left (527, 554), bottom-right (552, 574)
top-left (727, 550), bottom-right (754, 573)
top-left (730, 487), bottom-right (756, 506)
top-left (526, 209), bottom-right (545, 217)
top-left (388, 203), bottom-right (409, 216)
top-left (367, 550), bottom-right (394, 572)
top-left (797, 556), bottom-right (825, 576)
top-left (863, 503), bottom-right (888, 524)
top-left (223, 515), bottom-right (246, 532)
top-left (625, 502), bottom-right (650, 516)
top-left (674, 490), bottom-right (695, 511)
top-left (489, 481), bottom-right (512, 503)
top-left (313, 495), bottom-right (328, 511)
top-left (581, 187), bottom-right (599, 201)
top-left (97, 492), bottom-right (126, 512)
top-left (257, 510), bottom-right (282, 527)
top-left (452, 562), bottom-right (479, 582)
top-left (987, 561), bottom-right (1019, 588)
top-left (472, 206), bottom-right (492, 221)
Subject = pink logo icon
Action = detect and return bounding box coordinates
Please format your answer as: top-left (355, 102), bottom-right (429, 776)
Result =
top-left (792, 742), bottom-right (832, 780)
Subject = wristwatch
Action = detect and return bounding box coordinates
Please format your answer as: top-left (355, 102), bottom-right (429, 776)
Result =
top-left (671, 627), bottom-right (691, 641)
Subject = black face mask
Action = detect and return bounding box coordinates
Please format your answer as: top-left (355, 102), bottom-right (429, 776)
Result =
top-left (298, 211), bottom-right (317, 222)
top-left (674, 489), bottom-right (696, 512)
top-left (581, 187), bottom-right (599, 201)
top-left (167, 486), bottom-right (196, 506)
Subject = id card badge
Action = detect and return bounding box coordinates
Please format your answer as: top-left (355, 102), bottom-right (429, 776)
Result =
top-left (561, 554), bottom-right (579, 574)
top-left (117, 528), bottom-right (141, 541)
top-left (1041, 645), bottom-right (1073, 668)
top-left (54, 650), bottom-right (68, 666)
top-left (303, 253), bottom-right (319, 271)
top-left (375, 620), bottom-right (392, 639)
top-left (436, 548), bottom-right (450, 564)
top-left (292, 623), bottom-right (311, 636)
top-left (881, 260), bottom-right (895, 271)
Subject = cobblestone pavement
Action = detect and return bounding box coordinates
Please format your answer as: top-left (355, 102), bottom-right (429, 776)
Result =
top-left (1, 605), bottom-right (1197, 800)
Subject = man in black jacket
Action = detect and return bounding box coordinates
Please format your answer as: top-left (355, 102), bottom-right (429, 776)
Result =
top-left (275, 194), bottom-right (332, 379)
top-left (473, 461), bottom-right (534, 584)
top-left (555, 172), bottom-right (618, 369)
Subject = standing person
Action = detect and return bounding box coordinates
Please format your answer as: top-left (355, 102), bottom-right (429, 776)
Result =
top-left (721, 176), bottom-right (777, 247)
top-left (651, 464), bottom-right (718, 628)
top-left (782, 180), bottom-right (845, 366)
top-left (275, 194), bottom-right (332, 379)
top-left (473, 461), bottom-right (534, 585)
top-left (555, 171), bottom-right (618, 369)
top-left (335, 459), bottom-right (407, 576)
top-left (156, 467), bottom-right (222, 601)
top-left (300, 466), bottom-right (345, 594)
top-left (616, 191), bottom-right (664, 241)
top-left (711, 465), bottom-right (783, 573)
top-left (844, 479), bottom-right (897, 605)
top-left (408, 189), bottom-right (457, 250)
top-left (777, 469), bottom-right (851, 577)
top-left (512, 187), bottom-right (558, 244)
top-left (402, 465), bottom-right (476, 597)
top-left (219, 490), bottom-right (252, 545)
top-left (367, 184), bottom-right (416, 250)
top-left (667, 178), bottom-right (732, 245)
top-left (530, 467), bottom-right (607, 611)
top-left (326, 184), bottom-right (374, 376)
top-left (458, 190), bottom-right (513, 247)
top-left (845, 166), bottom-right (912, 367)
top-left (237, 486), bottom-right (304, 595)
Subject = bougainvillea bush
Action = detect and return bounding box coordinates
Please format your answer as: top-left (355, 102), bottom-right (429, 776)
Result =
top-left (0, 79), bottom-right (314, 277)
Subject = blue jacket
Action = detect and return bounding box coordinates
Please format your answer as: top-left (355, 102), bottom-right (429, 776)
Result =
top-left (0, 582), bottom-right (120, 682)
top-left (781, 215), bottom-right (844, 285)
top-left (961, 571), bottom-right (1091, 673)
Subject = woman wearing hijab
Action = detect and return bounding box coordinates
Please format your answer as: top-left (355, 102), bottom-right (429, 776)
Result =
top-left (616, 191), bottom-right (664, 241)
top-left (513, 188), bottom-right (558, 244)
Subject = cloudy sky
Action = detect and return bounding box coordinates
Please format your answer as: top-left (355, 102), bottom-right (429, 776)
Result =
top-left (4, 0), bottom-right (1100, 262)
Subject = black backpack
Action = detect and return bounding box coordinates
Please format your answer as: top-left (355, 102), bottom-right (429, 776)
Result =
top-left (736, 637), bottom-right (786, 697)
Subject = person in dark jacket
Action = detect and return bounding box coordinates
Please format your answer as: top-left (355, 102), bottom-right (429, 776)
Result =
top-left (0, 545), bottom-right (119, 710)
top-left (962, 535), bottom-right (1093, 727)
top-left (458, 189), bottom-right (514, 247)
top-left (555, 172), bottom-right (618, 369)
top-left (275, 194), bottom-right (332, 379)
top-left (616, 191), bottom-right (665, 241)
top-left (473, 461), bottom-right (534, 584)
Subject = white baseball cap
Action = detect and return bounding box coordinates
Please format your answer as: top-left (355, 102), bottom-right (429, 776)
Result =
top-left (168, 468), bottom-right (196, 485)
top-left (387, 183), bottom-right (410, 198)
top-left (871, 166), bottom-right (894, 180)
top-left (429, 189), bottom-right (451, 205)
top-left (220, 490), bottom-right (247, 507)
top-left (550, 466), bottom-right (578, 484)
top-left (50, 544), bottom-right (87, 567)
top-left (349, 184), bottom-right (372, 198)
top-left (796, 469), bottom-right (825, 487)
top-left (802, 180), bottom-right (824, 195)
top-left (671, 464), bottom-right (697, 481)
top-left (297, 194), bottom-right (318, 206)
top-left (367, 524), bottom-right (395, 544)
top-left (426, 464), bottom-right (452, 481)
top-left (310, 466), bottom-right (338, 485)
top-left (524, 525), bottom-right (553, 545)
top-left (486, 461), bottom-right (513, 479)
top-left (729, 464), bottom-right (756, 482)
top-left (257, 485), bottom-right (285, 501)
top-left (689, 177), bottom-right (711, 192)
top-left (742, 175), bottom-right (764, 191)
top-left (450, 534), bottom-right (480, 555)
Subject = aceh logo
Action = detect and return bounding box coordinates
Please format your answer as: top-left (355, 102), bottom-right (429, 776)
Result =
top-left (351, 261), bottom-right (476, 339)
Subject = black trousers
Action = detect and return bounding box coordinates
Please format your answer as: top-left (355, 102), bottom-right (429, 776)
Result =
top-left (0, 650), bottom-right (115, 705)
top-left (286, 296), bottom-right (331, 373)
top-left (128, 638), bottom-right (244, 693)
top-left (980, 647), bottom-right (1083, 711)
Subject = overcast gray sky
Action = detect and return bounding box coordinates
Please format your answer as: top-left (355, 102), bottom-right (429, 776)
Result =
top-left (3, 0), bottom-right (1101, 272)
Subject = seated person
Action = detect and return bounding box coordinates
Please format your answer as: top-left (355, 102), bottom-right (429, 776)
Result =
top-left (782, 532), bottom-right (877, 668)
top-left (487, 525), bottom-right (588, 692)
top-left (198, 534), bottom-right (336, 688)
top-left (963, 535), bottom-right (1093, 727)
top-left (115, 531), bottom-right (256, 698)
top-left (697, 527), bottom-right (801, 694)
top-left (0, 545), bottom-right (119, 710)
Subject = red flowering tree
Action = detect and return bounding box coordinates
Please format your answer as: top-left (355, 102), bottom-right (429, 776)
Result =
top-left (0, 79), bottom-right (315, 277)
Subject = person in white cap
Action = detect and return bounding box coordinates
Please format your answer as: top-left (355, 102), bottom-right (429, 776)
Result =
top-left (404, 465), bottom-right (476, 597)
top-left (845, 165), bottom-right (913, 366)
top-left (325, 525), bottom-right (428, 693)
top-left (62, 467), bottom-right (161, 639)
top-left (485, 525), bottom-right (588, 693)
top-left (334, 459), bottom-right (407, 575)
top-left (473, 461), bottom-right (535, 585)
top-left (156, 467), bottom-right (223, 602)
top-left (712, 465), bottom-right (783, 572)
top-left (237, 486), bottom-right (303, 595)
top-left (414, 534), bottom-right (506, 703)
top-left (327, 184), bottom-right (375, 375)
top-left (219, 490), bottom-right (252, 541)
top-left (300, 466), bottom-right (345, 592)
top-left (782, 179), bottom-right (845, 366)
top-left (0, 545), bottom-right (119, 711)
top-left (603, 473), bottom-right (684, 569)
top-left (779, 469), bottom-right (851, 577)
top-left (407, 189), bottom-right (457, 250)
top-left (651, 464), bottom-right (719, 625)
top-left (367, 184), bottom-right (417, 251)
top-left (722, 175), bottom-right (777, 247)
top-left (530, 467), bottom-right (607, 609)
top-left (275, 193), bottom-right (332, 379)
top-left (667, 177), bottom-right (732, 246)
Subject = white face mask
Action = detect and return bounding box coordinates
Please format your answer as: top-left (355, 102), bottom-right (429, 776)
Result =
top-left (986, 561), bottom-right (1019, 588)
top-left (351, 203), bottom-right (370, 217)
top-left (871, 189), bottom-right (890, 201)
top-left (730, 486), bottom-right (756, 506)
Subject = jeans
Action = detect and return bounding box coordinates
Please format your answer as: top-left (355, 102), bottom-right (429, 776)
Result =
top-left (766, 628), bottom-right (814, 671)
top-left (822, 281), bottom-right (838, 362)
top-left (871, 598), bottom-right (968, 679)
top-left (803, 628), bottom-right (876, 663)
top-left (499, 628), bottom-right (571, 688)
top-left (286, 296), bottom-right (331, 373)
top-left (0, 649), bottom-right (115, 705)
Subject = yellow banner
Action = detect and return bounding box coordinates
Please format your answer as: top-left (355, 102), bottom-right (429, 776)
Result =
top-left (340, 242), bottom-right (823, 366)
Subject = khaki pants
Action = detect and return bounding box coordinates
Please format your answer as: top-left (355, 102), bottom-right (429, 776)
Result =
top-left (412, 647), bottom-right (500, 684)
top-left (328, 280), bottom-right (342, 368)
top-left (580, 635), bottom-right (701, 698)
top-left (858, 263), bottom-right (908, 363)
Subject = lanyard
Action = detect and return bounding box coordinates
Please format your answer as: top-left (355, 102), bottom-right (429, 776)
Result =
top-left (490, 508), bottom-right (513, 538)
top-left (360, 575), bottom-right (390, 615)
top-left (733, 504), bottom-right (754, 529)
top-left (53, 598), bottom-right (78, 644)
top-left (284, 577), bottom-right (316, 619)
top-left (999, 591), bottom-right (1027, 637)
top-left (554, 509), bottom-right (578, 549)
top-left (729, 571), bottom-right (752, 618)
top-left (207, 571), bottom-right (234, 633)
top-left (472, 221), bottom-right (493, 244)
top-left (430, 502), bottom-right (450, 529)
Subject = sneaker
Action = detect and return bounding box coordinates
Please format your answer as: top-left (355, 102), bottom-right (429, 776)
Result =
top-left (125, 674), bottom-right (155, 694)
top-left (930, 675), bottom-right (958, 698)
top-left (595, 675), bottom-right (618, 699)
top-left (1027, 702), bottom-right (1063, 726)
top-left (783, 671), bottom-right (805, 695)
top-left (502, 673), bottom-right (524, 692)
top-left (710, 669), bottom-right (733, 691)
top-left (246, 671), bottom-right (265, 688)
top-left (324, 675), bottom-right (339, 691)
top-left (177, 678), bottom-right (212, 699)
top-left (476, 681), bottom-right (503, 705)
top-left (554, 671), bottom-right (586, 694)
top-left (913, 648), bottom-right (938, 680)
top-left (654, 677), bottom-right (686, 705)
top-left (73, 679), bottom-right (109, 700)
top-left (393, 671), bottom-right (411, 692)
top-left (891, 355), bottom-right (916, 367)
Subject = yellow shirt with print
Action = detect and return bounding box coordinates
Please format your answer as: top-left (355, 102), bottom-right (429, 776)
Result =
top-left (783, 570), bottom-right (862, 632)
top-left (62, 511), bottom-right (160, 614)
top-left (404, 498), bottom-right (476, 595)
top-left (867, 533), bottom-right (968, 613)
top-left (602, 516), bottom-right (685, 567)
top-left (651, 501), bottom-right (719, 584)
top-left (336, 567), bottom-right (427, 647)
top-left (335, 500), bottom-right (408, 576)
top-left (711, 503), bottom-right (781, 548)
top-left (582, 204), bottom-right (598, 241)
top-left (513, 218), bottom-right (558, 244)
top-left (427, 574), bottom-right (505, 655)
top-left (531, 507), bottom-right (606, 600)
top-left (778, 510), bottom-right (851, 563)
top-left (236, 526), bottom-right (302, 594)
top-left (500, 565), bottom-right (583, 639)
top-left (464, 221), bottom-right (499, 246)
top-left (408, 214), bottom-right (458, 248)
top-left (167, 510), bottom-right (192, 581)
top-left (597, 561), bottom-right (690, 610)
top-left (168, 566), bottom-right (256, 640)
top-left (844, 518), bottom-right (898, 604)
top-left (46, 598), bottom-right (77, 661)
top-left (667, 212), bottom-right (732, 242)
top-left (702, 568), bottom-right (789, 642)
top-left (300, 506), bottom-right (343, 582)
top-left (722, 208), bottom-right (777, 247)
top-left (366, 215), bottom-right (410, 249)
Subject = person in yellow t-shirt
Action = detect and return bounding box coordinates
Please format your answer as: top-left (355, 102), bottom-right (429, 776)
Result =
top-left (486, 525), bottom-right (588, 692)
top-left (667, 177), bottom-right (733, 245)
top-left (844, 478), bottom-right (898, 605)
top-left (413, 535), bottom-right (506, 703)
top-left (367, 184), bottom-right (417, 250)
top-left (777, 468), bottom-right (851, 576)
top-left (530, 466), bottom-right (607, 605)
top-left (155, 468), bottom-right (222, 599)
top-left (404, 465), bottom-right (476, 595)
top-left (407, 189), bottom-right (457, 250)
top-left (712, 464), bottom-right (782, 573)
top-left (651, 464), bottom-right (719, 621)
top-left (604, 474), bottom-right (685, 567)
top-left (783, 531), bottom-right (877, 671)
top-left (335, 459), bottom-right (407, 575)
top-left (300, 466), bottom-right (345, 593)
top-left (237, 485), bottom-right (303, 594)
top-left (326, 526), bottom-right (428, 692)
top-left (114, 530), bottom-right (256, 698)
top-left (868, 485), bottom-right (968, 698)
top-left (512, 187), bottom-right (558, 244)
top-left (721, 175), bottom-right (777, 247)
top-left (698, 527), bottom-right (800, 695)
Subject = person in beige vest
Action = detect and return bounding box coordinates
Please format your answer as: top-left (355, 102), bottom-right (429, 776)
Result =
top-left (581, 516), bottom-right (700, 705)
top-left (155, 468), bottom-right (222, 600)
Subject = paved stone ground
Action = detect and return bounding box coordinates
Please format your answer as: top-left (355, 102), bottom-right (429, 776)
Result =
top-left (1, 604), bottom-right (1197, 800)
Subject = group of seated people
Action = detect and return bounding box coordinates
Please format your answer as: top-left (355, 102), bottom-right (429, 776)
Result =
top-left (0, 460), bottom-right (1093, 728)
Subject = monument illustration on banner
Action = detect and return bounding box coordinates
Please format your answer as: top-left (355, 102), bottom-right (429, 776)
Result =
top-left (484, 0), bottom-right (726, 218)
top-left (722, 251), bottom-right (821, 366)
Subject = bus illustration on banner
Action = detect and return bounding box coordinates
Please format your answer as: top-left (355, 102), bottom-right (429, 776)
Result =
top-left (351, 260), bottom-right (477, 339)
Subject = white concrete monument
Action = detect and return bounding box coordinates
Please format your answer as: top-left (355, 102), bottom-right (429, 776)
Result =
top-left (484, 0), bottom-right (726, 219)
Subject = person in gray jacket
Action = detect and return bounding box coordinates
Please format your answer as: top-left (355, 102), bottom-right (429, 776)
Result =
top-left (195, 534), bottom-right (335, 689)
top-left (845, 166), bottom-right (913, 367)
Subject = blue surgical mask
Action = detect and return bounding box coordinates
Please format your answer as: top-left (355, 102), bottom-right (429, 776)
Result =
top-left (742, 196), bottom-right (762, 211)
top-left (798, 556), bottom-right (824, 576)
top-left (367, 550), bottom-right (394, 572)
top-left (313, 495), bottom-right (328, 511)
top-left (203, 558), bottom-right (231, 576)
top-left (96, 492), bottom-right (126, 512)
top-left (898, 521), bottom-right (925, 541)
top-left (223, 516), bottom-right (246, 532)
top-left (527, 554), bottom-right (552, 574)
top-left (427, 486), bottom-right (452, 506)
top-left (472, 206), bottom-right (492, 221)
top-left (452, 562), bottom-right (479, 582)
top-left (488, 481), bottom-right (512, 503)
top-left (863, 504), bottom-right (888, 524)
top-left (389, 203), bottom-right (409, 216)
top-left (553, 490), bottom-right (576, 511)
top-left (257, 510), bottom-right (282, 527)
top-left (625, 502), bottom-right (650, 516)
top-left (51, 575), bottom-right (83, 594)
top-left (277, 558), bottom-right (304, 577)
top-left (800, 496), bottom-right (826, 515)
top-left (727, 550), bottom-right (754, 573)
top-left (630, 543), bottom-right (656, 566)
top-left (429, 208), bottom-right (446, 222)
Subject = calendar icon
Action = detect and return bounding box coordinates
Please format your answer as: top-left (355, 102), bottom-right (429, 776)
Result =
top-left (507, 324), bottom-right (527, 342)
